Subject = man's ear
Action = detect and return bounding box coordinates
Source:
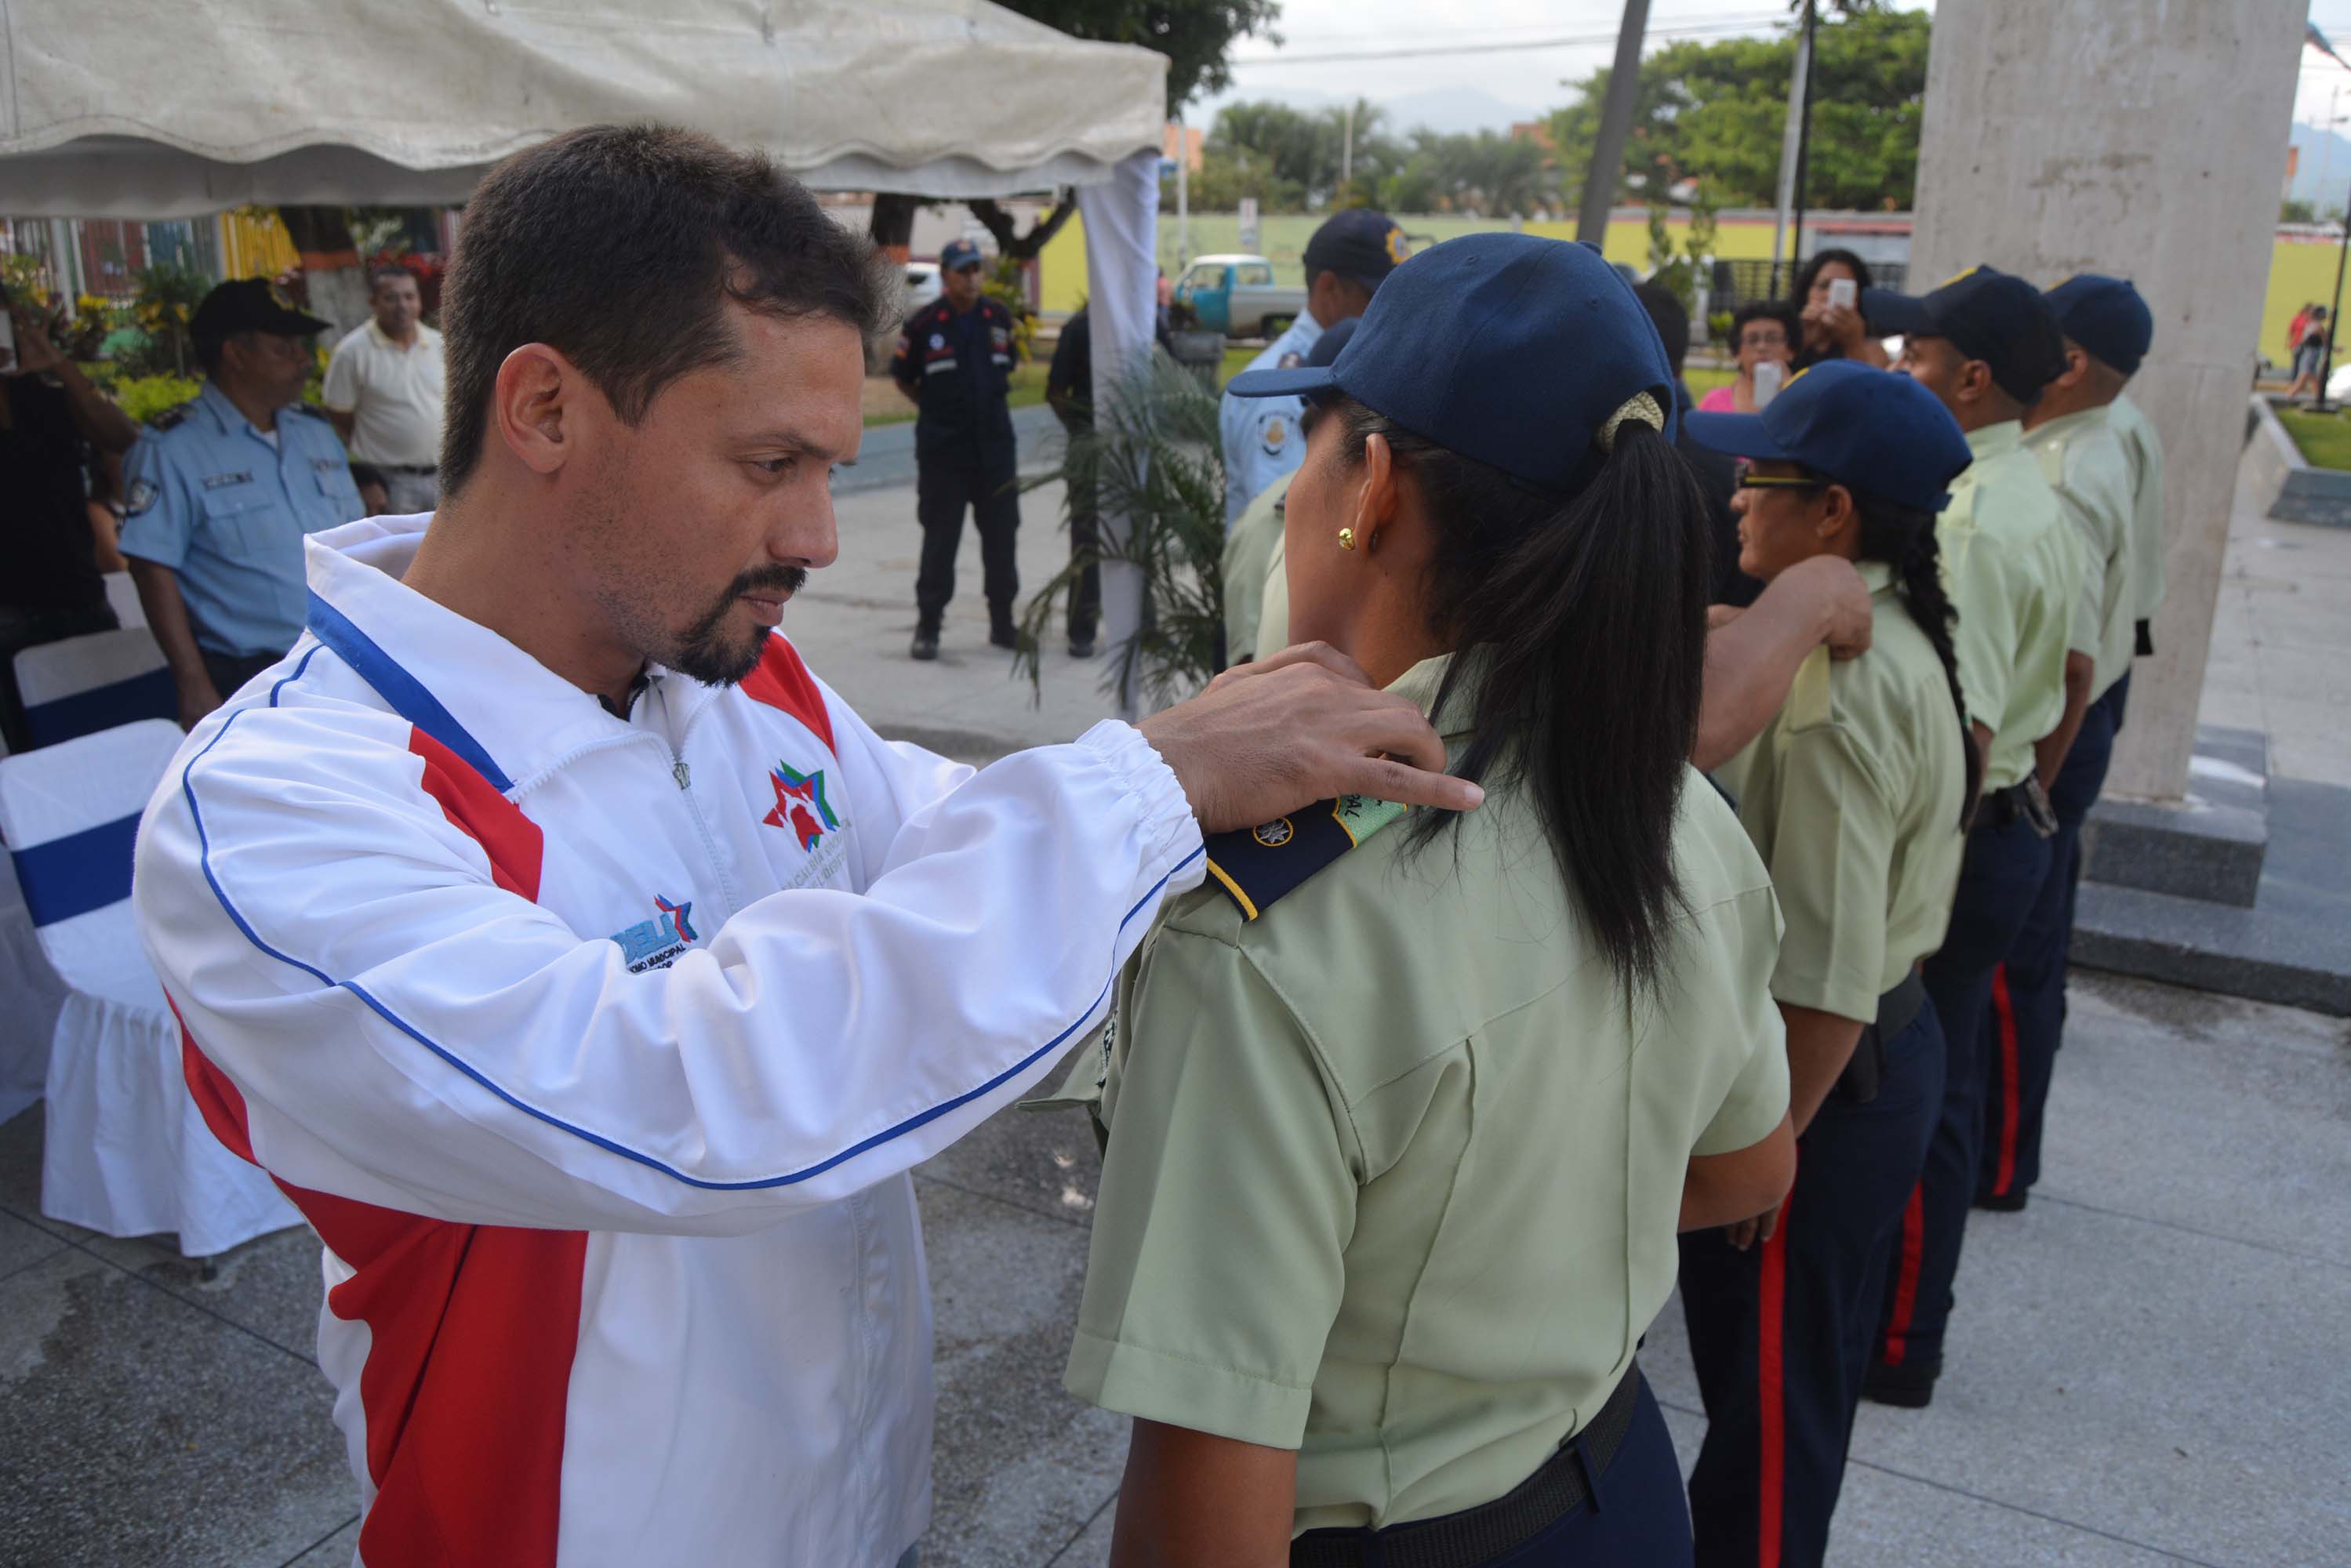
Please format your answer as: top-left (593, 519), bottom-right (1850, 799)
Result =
top-left (2055, 343), bottom-right (2092, 391)
top-left (492, 343), bottom-right (591, 477)
top-left (1820, 483), bottom-right (1863, 550)
top-left (1354, 431), bottom-right (1400, 547)
top-left (1954, 357), bottom-right (1996, 408)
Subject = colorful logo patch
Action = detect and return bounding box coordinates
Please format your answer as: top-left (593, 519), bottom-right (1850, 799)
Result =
top-left (763, 760), bottom-right (841, 851)
top-left (609, 895), bottom-right (698, 973)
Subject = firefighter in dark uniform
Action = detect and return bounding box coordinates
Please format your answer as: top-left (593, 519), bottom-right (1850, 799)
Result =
top-left (892, 238), bottom-right (1023, 661)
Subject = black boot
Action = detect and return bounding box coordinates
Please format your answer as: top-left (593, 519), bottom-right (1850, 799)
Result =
top-left (989, 606), bottom-right (1021, 652)
top-left (910, 623), bottom-right (940, 661)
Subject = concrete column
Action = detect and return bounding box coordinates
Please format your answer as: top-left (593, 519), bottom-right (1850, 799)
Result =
top-left (1906, 0), bottom-right (2305, 801)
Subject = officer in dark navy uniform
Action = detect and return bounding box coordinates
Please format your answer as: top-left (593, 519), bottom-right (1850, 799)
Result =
top-left (892, 238), bottom-right (1023, 661)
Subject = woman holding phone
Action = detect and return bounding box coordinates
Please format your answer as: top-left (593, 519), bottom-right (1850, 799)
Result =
top-left (1700, 301), bottom-right (1800, 412)
top-left (1790, 249), bottom-right (1889, 370)
top-left (1045, 234), bottom-right (1795, 1566)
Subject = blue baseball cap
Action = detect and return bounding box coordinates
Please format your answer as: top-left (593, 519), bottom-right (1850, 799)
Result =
top-left (1303, 209), bottom-right (1410, 292)
top-left (1684, 360), bottom-right (1974, 514)
top-left (939, 238), bottom-right (984, 272)
top-left (1860, 265), bottom-right (2067, 404)
top-left (1226, 233), bottom-right (1674, 496)
top-left (2042, 274), bottom-right (2152, 376)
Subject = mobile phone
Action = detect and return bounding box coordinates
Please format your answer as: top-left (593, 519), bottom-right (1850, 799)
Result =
top-left (1827, 277), bottom-right (1858, 311)
top-left (1753, 359), bottom-right (1786, 407)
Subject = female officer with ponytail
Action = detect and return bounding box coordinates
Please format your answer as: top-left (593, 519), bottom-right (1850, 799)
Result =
top-left (1041, 234), bottom-right (1796, 1565)
top-left (1674, 361), bottom-right (1977, 1568)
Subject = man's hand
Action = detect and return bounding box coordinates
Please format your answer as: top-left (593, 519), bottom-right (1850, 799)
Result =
top-left (176, 680), bottom-right (226, 733)
top-left (6, 306), bottom-right (64, 376)
top-left (1780, 554), bottom-right (1876, 661)
top-left (1136, 642), bottom-right (1484, 833)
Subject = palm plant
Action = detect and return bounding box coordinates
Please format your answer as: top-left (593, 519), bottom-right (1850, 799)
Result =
top-left (1015, 350), bottom-right (1226, 714)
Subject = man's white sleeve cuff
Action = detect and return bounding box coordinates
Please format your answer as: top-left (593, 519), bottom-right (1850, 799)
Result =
top-left (1075, 720), bottom-right (1205, 893)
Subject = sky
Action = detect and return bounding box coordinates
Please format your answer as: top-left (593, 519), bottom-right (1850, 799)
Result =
top-left (1190, 0), bottom-right (1938, 133)
top-left (1193, 2), bottom-right (2351, 147)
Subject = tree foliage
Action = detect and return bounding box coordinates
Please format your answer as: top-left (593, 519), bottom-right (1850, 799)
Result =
top-left (994, 0), bottom-right (1282, 111)
top-left (1179, 101), bottom-right (1561, 217)
top-left (1550, 8), bottom-right (1930, 212)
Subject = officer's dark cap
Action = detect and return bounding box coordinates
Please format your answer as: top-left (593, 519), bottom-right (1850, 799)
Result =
top-left (2043, 274), bottom-right (2153, 376)
top-left (191, 278), bottom-right (332, 347)
top-left (1303, 210), bottom-right (1410, 295)
top-left (1862, 266), bottom-right (2066, 404)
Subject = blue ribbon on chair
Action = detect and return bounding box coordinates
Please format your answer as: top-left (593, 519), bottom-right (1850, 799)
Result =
top-left (23, 670), bottom-right (178, 750)
top-left (10, 811), bottom-right (141, 927)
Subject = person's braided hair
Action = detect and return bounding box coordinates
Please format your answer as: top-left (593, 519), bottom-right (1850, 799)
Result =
top-left (1852, 495), bottom-right (1980, 829)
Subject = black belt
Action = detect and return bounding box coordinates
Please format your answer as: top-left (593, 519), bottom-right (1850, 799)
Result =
top-left (1290, 1366), bottom-right (1645, 1568)
top-left (1837, 967), bottom-right (1926, 1105)
top-left (1978, 779), bottom-right (2057, 837)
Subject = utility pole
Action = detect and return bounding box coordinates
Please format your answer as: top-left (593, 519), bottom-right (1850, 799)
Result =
top-left (2319, 169), bottom-right (2351, 412)
top-left (1343, 100), bottom-right (1356, 194)
top-left (1575, 0), bottom-right (1652, 248)
top-left (1176, 111), bottom-right (1190, 270)
top-left (1770, 0), bottom-right (1818, 289)
top-left (1789, 0), bottom-right (1820, 275)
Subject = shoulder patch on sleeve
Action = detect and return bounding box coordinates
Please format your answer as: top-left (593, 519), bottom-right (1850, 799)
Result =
top-left (738, 635), bottom-right (835, 753)
top-left (1203, 795), bottom-right (1406, 921)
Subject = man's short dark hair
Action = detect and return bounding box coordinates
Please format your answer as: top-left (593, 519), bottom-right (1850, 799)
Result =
top-left (371, 266), bottom-right (419, 295)
top-left (1632, 282), bottom-right (1690, 376)
top-left (438, 124), bottom-right (894, 492)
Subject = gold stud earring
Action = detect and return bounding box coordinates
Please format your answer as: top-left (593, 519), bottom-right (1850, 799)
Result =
top-left (1338, 528), bottom-right (1357, 551)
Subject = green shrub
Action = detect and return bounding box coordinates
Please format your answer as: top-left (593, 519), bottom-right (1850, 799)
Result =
top-left (114, 373), bottom-right (203, 426)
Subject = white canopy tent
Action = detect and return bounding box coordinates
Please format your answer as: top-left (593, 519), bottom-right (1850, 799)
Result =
top-left (0, 0), bottom-right (1166, 706)
top-left (0, 0), bottom-right (1165, 211)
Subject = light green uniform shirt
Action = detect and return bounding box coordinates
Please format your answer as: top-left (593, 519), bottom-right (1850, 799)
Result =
top-left (1939, 420), bottom-right (2077, 792)
top-left (1056, 655), bottom-right (1790, 1533)
top-left (2106, 390), bottom-right (2167, 625)
top-left (1256, 529), bottom-right (1292, 655)
top-left (1223, 471), bottom-right (1293, 662)
top-left (1714, 564), bottom-right (1968, 1021)
top-left (2026, 405), bottom-right (2137, 701)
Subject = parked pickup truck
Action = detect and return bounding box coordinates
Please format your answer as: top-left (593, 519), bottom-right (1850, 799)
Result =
top-left (1173, 253), bottom-right (1307, 340)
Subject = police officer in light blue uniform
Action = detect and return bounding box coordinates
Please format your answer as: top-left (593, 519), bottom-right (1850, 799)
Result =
top-left (119, 278), bottom-right (365, 726)
top-left (1218, 209), bottom-right (1408, 528)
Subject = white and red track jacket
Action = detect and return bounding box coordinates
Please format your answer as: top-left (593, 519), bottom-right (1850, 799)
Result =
top-left (133, 516), bottom-right (1205, 1567)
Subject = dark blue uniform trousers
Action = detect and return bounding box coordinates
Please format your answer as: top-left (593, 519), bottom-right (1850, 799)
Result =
top-left (1873, 810), bottom-right (2051, 1385)
top-left (1314, 1372), bottom-right (1695, 1566)
top-left (914, 448), bottom-right (1021, 632)
top-left (1681, 1004), bottom-right (1943, 1568)
top-left (1980, 673), bottom-right (2126, 1204)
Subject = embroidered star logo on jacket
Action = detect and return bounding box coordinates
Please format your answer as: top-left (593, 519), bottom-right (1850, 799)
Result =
top-left (762, 760), bottom-right (841, 851)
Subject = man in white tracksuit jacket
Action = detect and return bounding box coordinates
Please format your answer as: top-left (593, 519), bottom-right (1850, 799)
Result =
top-left (132, 127), bottom-right (1474, 1568)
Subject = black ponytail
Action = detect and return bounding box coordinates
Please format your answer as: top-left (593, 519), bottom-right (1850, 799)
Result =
top-left (1328, 400), bottom-right (1709, 995)
top-left (1852, 497), bottom-right (1980, 829)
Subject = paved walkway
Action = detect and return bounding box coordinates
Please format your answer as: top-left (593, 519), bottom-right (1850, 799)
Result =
top-left (4, 463), bottom-right (2347, 1566)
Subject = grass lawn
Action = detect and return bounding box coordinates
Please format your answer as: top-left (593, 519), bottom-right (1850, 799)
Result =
top-left (862, 361), bottom-right (1052, 427)
top-left (2276, 404), bottom-right (2351, 471)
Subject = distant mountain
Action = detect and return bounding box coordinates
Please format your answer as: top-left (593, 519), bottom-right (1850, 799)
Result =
top-left (2288, 121), bottom-right (2351, 209)
top-left (1380, 87), bottom-right (1539, 138)
top-left (1187, 84), bottom-right (1539, 140)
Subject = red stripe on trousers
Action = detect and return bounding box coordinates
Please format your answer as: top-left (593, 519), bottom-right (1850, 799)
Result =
top-left (1881, 1183), bottom-right (1926, 1368)
top-left (173, 733), bottom-right (586, 1565)
top-left (1990, 964), bottom-right (2022, 1197)
top-left (1757, 1189), bottom-right (1794, 1568)
top-left (739, 633), bottom-right (836, 753)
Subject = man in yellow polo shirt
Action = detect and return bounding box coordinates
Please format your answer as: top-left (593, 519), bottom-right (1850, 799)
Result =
top-left (1856, 267), bottom-right (2074, 1410)
top-left (1984, 278), bottom-right (2157, 1216)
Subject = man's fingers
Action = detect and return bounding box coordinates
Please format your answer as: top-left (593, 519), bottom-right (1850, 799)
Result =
top-left (1328, 754), bottom-right (1482, 814)
top-left (1245, 641), bottom-right (1375, 688)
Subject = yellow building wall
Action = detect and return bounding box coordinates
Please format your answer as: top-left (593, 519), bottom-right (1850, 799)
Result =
top-left (2262, 235), bottom-right (2345, 365)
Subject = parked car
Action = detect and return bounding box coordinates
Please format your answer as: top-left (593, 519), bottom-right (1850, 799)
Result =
top-left (1172, 253), bottom-right (1307, 340)
top-left (902, 261), bottom-right (942, 321)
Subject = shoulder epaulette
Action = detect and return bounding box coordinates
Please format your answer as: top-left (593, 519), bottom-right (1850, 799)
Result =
top-left (147, 405), bottom-right (189, 431)
top-left (1202, 795), bottom-right (1406, 921)
top-left (285, 401), bottom-right (328, 419)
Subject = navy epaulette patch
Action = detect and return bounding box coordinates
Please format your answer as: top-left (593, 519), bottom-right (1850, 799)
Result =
top-left (286, 401), bottom-right (328, 419)
top-left (1203, 795), bottom-right (1406, 921)
top-left (148, 405), bottom-right (187, 430)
